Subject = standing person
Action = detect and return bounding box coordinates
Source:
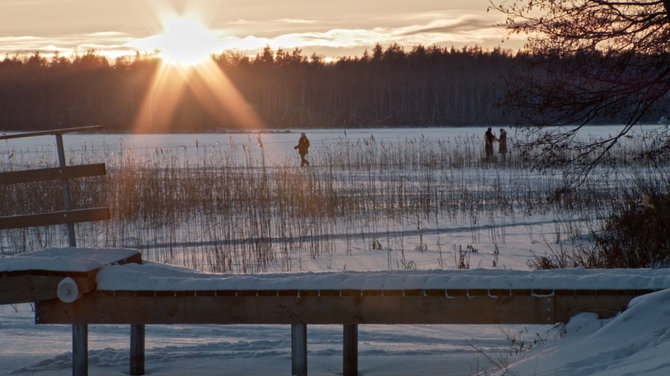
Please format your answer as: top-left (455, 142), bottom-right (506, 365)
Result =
top-left (498, 128), bottom-right (508, 162)
top-left (295, 132), bottom-right (310, 167)
top-left (484, 127), bottom-right (495, 162)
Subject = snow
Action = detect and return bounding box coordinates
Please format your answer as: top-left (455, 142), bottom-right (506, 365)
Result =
top-left (97, 260), bottom-right (670, 292)
top-left (0, 248), bottom-right (139, 273)
top-left (11, 246), bottom-right (670, 295)
top-left (496, 289), bottom-right (670, 376)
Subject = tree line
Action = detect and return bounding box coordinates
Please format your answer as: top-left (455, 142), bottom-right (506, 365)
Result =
top-left (0, 44), bottom-right (665, 132)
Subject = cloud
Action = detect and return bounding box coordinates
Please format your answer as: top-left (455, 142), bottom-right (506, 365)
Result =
top-left (0, 13), bottom-right (521, 60)
top-left (278, 19), bottom-right (317, 25)
top-left (388, 10), bottom-right (476, 22)
top-left (218, 15), bottom-right (508, 53)
top-left (0, 31), bottom-right (137, 57)
top-left (88, 31), bottom-right (129, 38)
top-left (229, 19), bottom-right (253, 25)
top-left (400, 16), bottom-right (496, 36)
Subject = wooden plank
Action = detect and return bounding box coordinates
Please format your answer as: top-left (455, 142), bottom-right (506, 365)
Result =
top-left (0, 164), bottom-right (106, 185)
top-left (552, 290), bottom-right (641, 320)
top-left (0, 208), bottom-right (110, 230)
top-left (0, 125), bottom-right (104, 140)
top-left (35, 290), bottom-right (641, 325)
top-left (0, 275), bottom-right (34, 304)
top-left (0, 273), bottom-right (95, 304)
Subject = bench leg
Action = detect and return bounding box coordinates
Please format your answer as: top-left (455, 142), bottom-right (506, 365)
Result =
top-left (73, 324), bottom-right (88, 376)
top-left (343, 324), bottom-right (358, 376)
top-left (130, 324), bottom-right (145, 375)
top-left (291, 324), bottom-right (307, 376)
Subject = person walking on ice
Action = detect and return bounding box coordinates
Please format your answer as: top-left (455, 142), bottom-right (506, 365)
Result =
top-left (295, 132), bottom-right (310, 167)
top-left (498, 128), bottom-right (508, 162)
top-left (484, 127), bottom-right (496, 162)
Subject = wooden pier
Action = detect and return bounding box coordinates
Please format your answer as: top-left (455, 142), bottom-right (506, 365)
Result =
top-left (2, 247), bottom-right (668, 376)
top-left (36, 286), bottom-right (649, 325)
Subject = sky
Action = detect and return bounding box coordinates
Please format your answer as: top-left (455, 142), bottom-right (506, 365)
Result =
top-left (0, 0), bottom-right (524, 61)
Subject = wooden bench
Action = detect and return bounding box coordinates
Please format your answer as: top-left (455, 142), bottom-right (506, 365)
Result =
top-left (0, 126), bottom-right (118, 376)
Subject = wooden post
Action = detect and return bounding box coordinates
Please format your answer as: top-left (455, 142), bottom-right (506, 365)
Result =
top-left (58, 133), bottom-right (88, 376)
top-left (72, 324), bottom-right (88, 376)
top-left (343, 324), bottom-right (358, 376)
top-left (291, 324), bottom-right (307, 376)
top-left (55, 133), bottom-right (76, 247)
top-left (130, 324), bottom-right (145, 375)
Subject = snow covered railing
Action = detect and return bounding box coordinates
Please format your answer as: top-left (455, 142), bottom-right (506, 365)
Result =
top-left (30, 258), bottom-right (670, 376)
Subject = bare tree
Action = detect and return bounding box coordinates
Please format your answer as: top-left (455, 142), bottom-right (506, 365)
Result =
top-left (491, 0), bottom-right (670, 180)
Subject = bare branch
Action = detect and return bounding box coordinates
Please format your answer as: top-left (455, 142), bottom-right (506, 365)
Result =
top-left (491, 0), bottom-right (670, 184)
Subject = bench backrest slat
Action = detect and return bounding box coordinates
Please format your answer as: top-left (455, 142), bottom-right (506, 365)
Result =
top-left (0, 125), bottom-right (104, 141)
top-left (0, 164), bottom-right (106, 185)
top-left (0, 208), bottom-right (110, 230)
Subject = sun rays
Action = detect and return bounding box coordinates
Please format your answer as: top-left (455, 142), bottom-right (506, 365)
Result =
top-left (132, 63), bottom-right (188, 133)
top-left (132, 12), bottom-right (265, 133)
top-left (187, 61), bottom-right (266, 130)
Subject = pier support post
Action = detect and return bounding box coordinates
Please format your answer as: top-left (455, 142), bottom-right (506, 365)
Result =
top-left (73, 324), bottom-right (88, 376)
top-left (343, 324), bottom-right (358, 376)
top-left (291, 324), bottom-right (307, 376)
top-left (130, 324), bottom-right (145, 375)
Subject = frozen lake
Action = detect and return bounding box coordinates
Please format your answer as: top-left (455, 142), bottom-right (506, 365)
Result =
top-left (2, 125), bottom-right (664, 168)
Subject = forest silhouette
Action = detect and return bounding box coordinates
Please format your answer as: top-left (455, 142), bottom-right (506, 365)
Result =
top-left (0, 44), bottom-right (665, 132)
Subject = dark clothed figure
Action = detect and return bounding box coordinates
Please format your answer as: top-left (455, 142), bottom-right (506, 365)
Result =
top-left (295, 133), bottom-right (310, 167)
top-left (484, 127), bottom-right (495, 162)
top-left (498, 129), bottom-right (508, 161)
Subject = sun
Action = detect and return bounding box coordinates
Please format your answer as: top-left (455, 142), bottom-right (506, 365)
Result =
top-left (130, 9), bottom-right (266, 132)
top-left (152, 17), bottom-right (220, 66)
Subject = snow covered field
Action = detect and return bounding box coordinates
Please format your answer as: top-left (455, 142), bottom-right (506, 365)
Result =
top-left (2, 126), bottom-right (670, 375)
